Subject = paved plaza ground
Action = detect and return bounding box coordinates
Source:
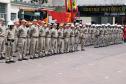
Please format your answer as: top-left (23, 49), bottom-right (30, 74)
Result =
top-left (0, 44), bottom-right (126, 84)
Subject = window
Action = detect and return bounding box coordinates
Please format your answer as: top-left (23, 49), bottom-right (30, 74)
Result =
top-left (11, 13), bottom-right (16, 21)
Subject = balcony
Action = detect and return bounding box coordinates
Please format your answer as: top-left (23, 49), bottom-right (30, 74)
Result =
top-left (11, 0), bottom-right (52, 8)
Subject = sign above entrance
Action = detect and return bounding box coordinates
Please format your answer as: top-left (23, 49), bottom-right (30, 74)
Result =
top-left (79, 6), bottom-right (126, 13)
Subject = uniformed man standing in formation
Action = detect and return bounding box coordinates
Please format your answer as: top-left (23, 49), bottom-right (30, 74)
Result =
top-left (29, 21), bottom-right (40, 59)
top-left (45, 23), bottom-right (52, 55)
top-left (70, 24), bottom-right (75, 52)
top-left (64, 24), bottom-right (71, 53)
top-left (17, 20), bottom-right (28, 61)
top-left (92, 24), bottom-right (124, 48)
top-left (51, 24), bottom-right (58, 54)
top-left (79, 24), bottom-right (85, 51)
top-left (0, 19), bottom-right (6, 60)
top-left (57, 24), bottom-right (64, 54)
top-left (0, 19), bottom-right (124, 63)
top-left (39, 21), bottom-right (46, 57)
top-left (74, 23), bottom-right (80, 51)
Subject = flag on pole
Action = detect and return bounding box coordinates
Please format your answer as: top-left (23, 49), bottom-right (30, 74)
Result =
top-left (72, 0), bottom-right (77, 12)
top-left (67, 0), bottom-right (71, 12)
top-left (66, 0), bottom-right (77, 12)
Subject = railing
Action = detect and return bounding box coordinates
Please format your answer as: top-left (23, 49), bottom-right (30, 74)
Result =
top-left (11, 1), bottom-right (52, 8)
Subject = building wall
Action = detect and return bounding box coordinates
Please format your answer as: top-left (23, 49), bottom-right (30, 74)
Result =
top-left (10, 5), bottom-right (20, 21)
top-left (52, 0), bottom-right (65, 6)
top-left (79, 17), bottom-right (91, 24)
top-left (21, 0), bottom-right (31, 2)
top-left (48, 0), bottom-right (52, 6)
top-left (77, 0), bottom-right (125, 24)
top-left (0, 0), bottom-right (10, 3)
top-left (0, 0), bottom-right (61, 24)
top-left (0, 0), bottom-right (11, 23)
top-left (101, 17), bottom-right (113, 24)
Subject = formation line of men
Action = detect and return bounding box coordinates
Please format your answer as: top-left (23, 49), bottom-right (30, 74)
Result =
top-left (0, 19), bottom-right (124, 63)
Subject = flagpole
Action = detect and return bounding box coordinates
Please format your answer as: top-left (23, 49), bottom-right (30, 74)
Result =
top-left (70, 0), bottom-right (73, 22)
top-left (65, 0), bottom-right (68, 12)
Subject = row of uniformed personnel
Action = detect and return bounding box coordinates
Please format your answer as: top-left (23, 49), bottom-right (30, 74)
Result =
top-left (81, 24), bottom-right (124, 48)
top-left (0, 19), bottom-right (124, 63)
top-left (0, 19), bottom-right (83, 63)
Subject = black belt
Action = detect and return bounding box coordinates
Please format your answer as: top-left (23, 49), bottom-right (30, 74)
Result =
top-left (7, 39), bottom-right (14, 42)
top-left (46, 37), bottom-right (51, 38)
top-left (52, 37), bottom-right (58, 38)
top-left (40, 36), bottom-right (45, 37)
top-left (58, 37), bottom-right (64, 39)
top-left (32, 36), bottom-right (39, 38)
top-left (70, 36), bottom-right (75, 37)
top-left (65, 37), bottom-right (70, 38)
top-left (19, 37), bottom-right (26, 38)
top-left (59, 38), bottom-right (64, 39)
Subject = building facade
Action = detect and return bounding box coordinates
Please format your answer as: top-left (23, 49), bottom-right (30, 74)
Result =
top-left (0, 0), bottom-right (11, 23)
top-left (52, 0), bottom-right (64, 6)
top-left (10, 0), bottom-right (54, 21)
top-left (1, 0), bottom-right (54, 23)
top-left (0, 0), bottom-right (66, 24)
top-left (78, 0), bottom-right (126, 24)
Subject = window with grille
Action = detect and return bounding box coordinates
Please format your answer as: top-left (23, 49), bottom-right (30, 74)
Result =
top-left (11, 13), bottom-right (17, 21)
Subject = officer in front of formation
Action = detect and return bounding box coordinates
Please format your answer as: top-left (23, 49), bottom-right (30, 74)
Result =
top-left (5, 21), bottom-right (16, 63)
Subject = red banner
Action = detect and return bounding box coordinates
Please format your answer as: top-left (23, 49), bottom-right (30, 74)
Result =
top-left (48, 11), bottom-right (71, 23)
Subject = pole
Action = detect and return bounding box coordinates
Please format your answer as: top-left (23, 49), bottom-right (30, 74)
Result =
top-left (70, 0), bottom-right (73, 22)
top-left (112, 17), bottom-right (115, 25)
top-left (65, 0), bottom-right (68, 12)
